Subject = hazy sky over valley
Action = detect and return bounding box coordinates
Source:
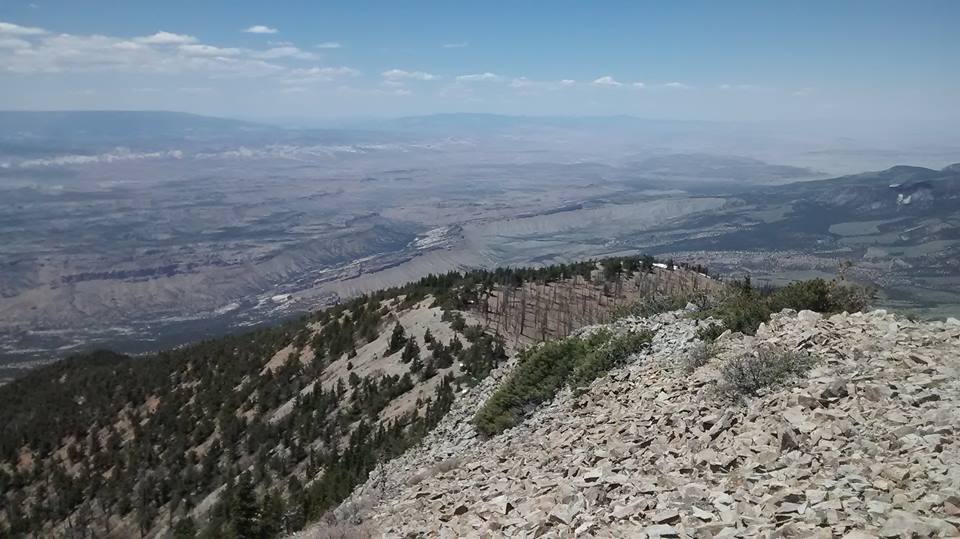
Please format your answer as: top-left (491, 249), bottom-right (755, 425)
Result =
top-left (0, 0), bottom-right (957, 133)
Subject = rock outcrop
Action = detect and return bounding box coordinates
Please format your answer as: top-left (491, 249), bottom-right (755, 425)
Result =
top-left (316, 309), bottom-right (960, 537)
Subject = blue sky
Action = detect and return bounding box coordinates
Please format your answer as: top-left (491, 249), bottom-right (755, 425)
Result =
top-left (0, 0), bottom-right (957, 127)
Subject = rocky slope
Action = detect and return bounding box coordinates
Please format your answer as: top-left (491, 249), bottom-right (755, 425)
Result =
top-left (323, 309), bottom-right (960, 537)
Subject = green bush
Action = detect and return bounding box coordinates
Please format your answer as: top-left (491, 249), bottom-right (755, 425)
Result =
top-left (473, 329), bottom-right (652, 436)
top-left (701, 278), bottom-right (871, 339)
top-left (718, 346), bottom-right (815, 398)
top-left (570, 330), bottom-right (653, 388)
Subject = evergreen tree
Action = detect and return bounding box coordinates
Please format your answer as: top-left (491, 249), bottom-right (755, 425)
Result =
top-left (419, 358), bottom-right (437, 381)
top-left (400, 338), bottom-right (420, 364)
top-left (232, 472), bottom-right (260, 538)
top-left (387, 322), bottom-right (407, 354)
top-left (173, 516), bottom-right (197, 539)
top-left (259, 489), bottom-right (284, 538)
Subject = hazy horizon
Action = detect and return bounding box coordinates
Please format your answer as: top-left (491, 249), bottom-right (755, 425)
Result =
top-left (1, 1), bottom-right (957, 137)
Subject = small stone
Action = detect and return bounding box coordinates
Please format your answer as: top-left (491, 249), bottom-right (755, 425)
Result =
top-left (819, 380), bottom-right (849, 400)
top-left (691, 506), bottom-right (714, 521)
top-left (651, 509), bottom-right (681, 525)
top-left (645, 524), bottom-right (680, 538)
top-left (877, 510), bottom-right (934, 537)
top-left (798, 310), bottom-right (822, 326)
top-left (780, 428), bottom-right (800, 452)
top-left (880, 466), bottom-right (909, 483)
top-left (611, 502), bottom-right (642, 520)
top-left (913, 392), bottom-right (941, 405)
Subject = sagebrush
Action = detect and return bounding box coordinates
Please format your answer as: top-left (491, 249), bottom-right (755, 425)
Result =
top-left (717, 345), bottom-right (816, 399)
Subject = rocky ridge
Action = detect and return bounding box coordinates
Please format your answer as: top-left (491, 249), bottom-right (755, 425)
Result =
top-left (315, 309), bottom-right (960, 537)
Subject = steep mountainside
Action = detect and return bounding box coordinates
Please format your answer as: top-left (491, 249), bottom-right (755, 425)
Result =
top-left (0, 257), bottom-right (713, 537)
top-left (323, 308), bottom-right (960, 537)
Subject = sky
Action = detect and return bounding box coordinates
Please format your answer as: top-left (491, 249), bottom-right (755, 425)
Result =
top-left (0, 0), bottom-right (957, 129)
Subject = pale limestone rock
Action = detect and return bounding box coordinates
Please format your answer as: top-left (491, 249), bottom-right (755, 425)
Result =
top-left (319, 309), bottom-right (960, 539)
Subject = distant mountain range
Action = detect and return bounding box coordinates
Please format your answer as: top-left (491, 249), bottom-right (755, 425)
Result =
top-left (0, 111), bottom-right (269, 140)
top-left (0, 111), bottom-right (397, 153)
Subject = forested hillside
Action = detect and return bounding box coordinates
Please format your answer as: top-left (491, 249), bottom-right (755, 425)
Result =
top-left (0, 256), bottom-right (714, 538)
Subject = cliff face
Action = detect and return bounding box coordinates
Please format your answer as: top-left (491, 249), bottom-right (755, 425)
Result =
top-left (323, 309), bottom-right (960, 537)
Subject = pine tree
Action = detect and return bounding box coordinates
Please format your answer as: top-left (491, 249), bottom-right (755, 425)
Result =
top-left (387, 322), bottom-right (407, 354)
top-left (401, 338), bottom-right (420, 364)
top-left (259, 489), bottom-right (284, 538)
top-left (173, 516), bottom-right (197, 539)
top-left (232, 471), bottom-right (260, 538)
top-left (410, 354), bottom-right (424, 373)
top-left (419, 358), bottom-right (437, 381)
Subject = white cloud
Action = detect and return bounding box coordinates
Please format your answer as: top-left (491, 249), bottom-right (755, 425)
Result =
top-left (632, 82), bottom-right (646, 89)
top-left (442, 42), bottom-right (468, 48)
top-left (0, 31), bottom-right (285, 77)
top-left (316, 42), bottom-right (342, 49)
top-left (134, 31), bottom-right (198, 45)
top-left (507, 77), bottom-right (579, 93)
top-left (592, 75), bottom-right (622, 87)
top-left (254, 46), bottom-right (316, 60)
top-left (456, 72), bottom-right (501, 82)
top-left (244, 25), bottom-right (278, 34)
top-left (382, 69), bottom-right (437, 81)
top-left (0, 37), bottom-right (30, 49)
top-left (286, 66), bottom-right (360, 83)
top-left (179, 44), bottom-right (242, 57)
top-left (0, 21), bottom-right (47, 35)
top-left (664, 81), bottom-right (691, 89)
top-left (0, 22), bottom-right (358, 86)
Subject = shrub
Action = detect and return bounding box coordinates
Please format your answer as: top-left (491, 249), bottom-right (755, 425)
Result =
top-left (717, 346), bottom-right (815, 399)
top-left (681, 342), bottom-right (716, 373)
top-left (570, 330), bottom-right (654, 388)
top-left (473, 330), bottom-right (652, 436)
top-left (696, 322), bottom-right (725, 342)
top-left (700, 278), bottom-right (872, 339)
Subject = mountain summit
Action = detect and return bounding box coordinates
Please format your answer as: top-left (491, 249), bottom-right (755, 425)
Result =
top-left (323, 308), bottom-right (960, 537)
